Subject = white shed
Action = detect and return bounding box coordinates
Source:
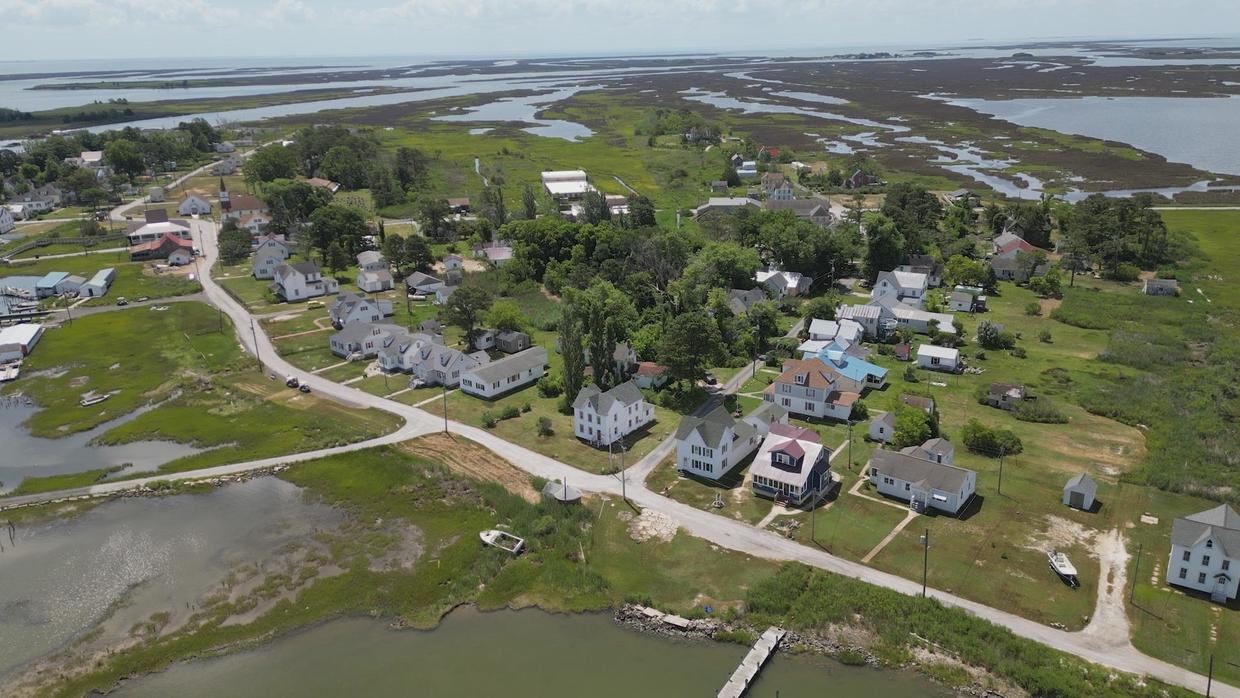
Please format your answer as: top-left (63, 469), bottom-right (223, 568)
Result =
top-left (1062, 473), bottom-right (1097, 511)
top-left (916, 344), bottom-right (960, 372)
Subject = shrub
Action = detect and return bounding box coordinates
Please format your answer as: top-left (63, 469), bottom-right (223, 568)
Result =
top-left (976, 320), bottom-right (1015, 350)
top-left (1010, 347), bottom-right (1027, 358)
top-left (481, 411), bottom-right (497, 428)
top-left (850, 401), bottom-right (869, 421)
top-left (537, 416), bottom-right (553, 436)
top-left (1015, 397), bottom-right (1068, 424)
top-left (1106, 263), bottom-right (1142, 282)
top-left (836, 648), bottom-right (868, 666)
top-left (903, 366), bottom-right (919, 383)
top-left (961, 418), bottom-right (1023, 456)
top-left (714, 629), bottom-right (758, 646)
top-left (521, 401), bottom-right (532, 413)
top-left (1038, 330), bottom-right (1052, 343)
top-left (973, 350), bottom-right (986, 360)
top-left (499, 405), bottom-right (520, 420)
top-left (536, 374), bottom-right (562, 398)
top-left (1025, 302), bottom-right (1041, 316)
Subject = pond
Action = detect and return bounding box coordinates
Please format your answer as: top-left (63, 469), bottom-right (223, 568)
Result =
top-left (113, 606), bottom-right (951, 698)
top-left (0, 402), bottom-right (203, 493)
top-left (0, 478), bottom-right (342, 681)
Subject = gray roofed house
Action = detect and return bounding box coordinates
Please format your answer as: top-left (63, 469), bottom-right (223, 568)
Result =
top-left (868, 411), bottom-right (895, 443)
top-left (727, 287), bottom-right (767, 315)
top-left (1062, 473), bottom-right (1098, 511)
top-left (764, 198), bottom-right (834, 227)
top-left (460, 347), bottom-right (548, 398)
top-left (1166, 504), bottom-right (1240, 602)
top-left (573, 380), bottom-right (654, 447)
top-left (899, 394), bottom-right (935, 414)
top-left (868, 448), bottom-right (977, 515)
top-left (496, 330), bottom-right (531, 354)
top-left (406, 271), bottom-right (443, 294)
top-left (574, 381), bottom-right (645, 413)
top-left (417, 318), bottom-right (442, 334)
top-left (745, 401), bottom-right (787, 428)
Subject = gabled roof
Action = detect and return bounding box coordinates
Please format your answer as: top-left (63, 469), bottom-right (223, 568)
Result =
top-left (574, 380), bottom-right (646, 414)
top-left (1170, 505), bottom-right (1240, 557)
top-left (899, 394), bottom-right (934, 412)
top-left (675, 405), bottom-right (736, 446)
top-left (227, 194), bottom-right (267, 211)
top-left (466, 347), bottom-right (547, 383)
top-left (771, 358), bottom-right (841, 391)
top-left (869, 449), bottom-right (973, 492)
top-left (357, 250), bottom-right (385, 266)
top-left (1064, 472), bottom-right (1097, 493)
top-left (406, 271), bottom-right (442, 288)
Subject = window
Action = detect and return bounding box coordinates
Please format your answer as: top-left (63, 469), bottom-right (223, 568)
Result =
top-left (1202, 555), bottom-right (1211, 566)
top-left (1179, 568), bottom-right (1187, 579)
top-left (904, 483), bottom-right (910, 491)
top-left (1223, 560), bottom-right (1231, 571)
top-left (1206, 540), bottom-right (1213, 548)
top-left (931, 357), bottom-right (940, 365)
top-left (1183, 551), bottom-right (1192, 562)
top-left (1198, 573), bottom-right (1207, 584)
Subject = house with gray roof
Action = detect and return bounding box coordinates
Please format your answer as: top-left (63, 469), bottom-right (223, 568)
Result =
top-left (573, 381), bottom-right (653, 447)
top-left (764, 198), bottom-right (834, 227)
top-left (674, 402), bottom-right (788, 481)
top-left (867, 448), bottom-right (976, 515)
top-left (868, 412), bottom-right (895, 443)
top-left (1166, 504), bottom-right (1239, 602)
top-left (1062, 473), bottom-right (1097, 511)
top-left (375, 334), bottom-right (478, 387)
top-left (460, 347), bottom-right (547, 399)
top-left (251, 249), bottom-right (284, 280)
top-left (750, 423), bottom-right (831, 506)
top-left (329, 322), bottom-right (410, 360)
top-left (496, 330), bottom-right (531, 354)
top-left (269, 261), bottom-right (338, 302)
top-left (900, 437), bottom-right (955, 465)
top-left (727, 287), bottom-right (768, 315)
top-left (328, 292), bottom-right (393, 329)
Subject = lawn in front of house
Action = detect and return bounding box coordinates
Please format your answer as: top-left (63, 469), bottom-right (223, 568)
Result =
top-left (645, 455), bottom-right (774, 526)
top-left (4, 252), bottom-right (201, 305)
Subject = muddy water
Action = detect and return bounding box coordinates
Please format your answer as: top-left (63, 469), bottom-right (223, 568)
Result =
top-left (0, 403), bottom-right (203, 493)
top-left (0, 478), bottom-right (342, 680)
top-left (114, 607), bottom-right (951, 698)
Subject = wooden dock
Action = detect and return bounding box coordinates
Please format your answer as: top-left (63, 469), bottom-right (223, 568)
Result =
top-left (717, 626), bottom-right (785, 698)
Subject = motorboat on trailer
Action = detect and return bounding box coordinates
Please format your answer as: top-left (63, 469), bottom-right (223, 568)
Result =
top-left (1047, 550), bottom-right (1079, 587)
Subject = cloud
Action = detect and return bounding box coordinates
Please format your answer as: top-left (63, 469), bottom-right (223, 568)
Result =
top-left (0, 0), bottom-right (314, 28)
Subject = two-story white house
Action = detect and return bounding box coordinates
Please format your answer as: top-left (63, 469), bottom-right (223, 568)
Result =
top-left (867, 449), bottom-right (976, 515)
top-left (760, 172), bottom-right (793, 201)
top-left (1166, 504), bottom-right (1239, 603)
top-left (460, 347), bottom-right (548, 399)
top-left (870, 270), bottom-right (929, 305)
top-left (762, 358), bottom-right (863, 422)
top-left (254, 235), bottom-right (290, 260)
top-left (177, 191), bottom-right (212, 216)
top-left (269, 261), bottom-right (338, 302)
top-left (755, 266), bottom-right (811, 298)
top-left (675, 402), bottom-right (788, 480)
top-left (573, 381), bottom-right (654, 448)
top-left (328, 292), bottom-right (394, 329)
top-left (749, 423), bottom-right (832, 506)
top-left (251, 249), bottom-right (284, 280)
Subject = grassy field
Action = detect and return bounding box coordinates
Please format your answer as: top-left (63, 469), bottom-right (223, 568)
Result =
top-left (3, 251), bottom-right (201, 305)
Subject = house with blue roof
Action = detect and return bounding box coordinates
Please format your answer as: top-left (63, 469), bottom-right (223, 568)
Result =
top-left (800, 340), bottom-right (888, 390)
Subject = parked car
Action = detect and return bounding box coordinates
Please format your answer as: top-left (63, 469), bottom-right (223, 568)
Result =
top-left (703, 372), bottom-right (718, 386)
top-left (298, 384), bottom-right (311, 393)
top-left (115, 297), bottom-right (128, 306)
top-left (285, 376), bottom-right (300, 388)
top-left (306, 301), bottom-right (325, 309)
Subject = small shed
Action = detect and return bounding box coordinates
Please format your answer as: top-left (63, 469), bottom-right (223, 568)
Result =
top-left (916, 344), bottom-right (960, 372)
top-left (148, 186), bottom-right (165, 203)
top-left (868, 412), bottom-right (894, 443)
top-left (1062, 473), bottom-right (1097, 511)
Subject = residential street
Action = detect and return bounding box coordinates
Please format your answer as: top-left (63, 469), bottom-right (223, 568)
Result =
top-left (1, 216), bottom-right (1232, 698)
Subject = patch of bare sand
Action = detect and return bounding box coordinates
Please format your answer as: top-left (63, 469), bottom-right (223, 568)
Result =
top-left (398, 434), bottom-right (539, 503)
top-left (624, 509), bottom-right (678, 543)
top-left (1023, 514), bottom-right (1097, 557)
top-left (1039, 297), bottom-right (1062, 315)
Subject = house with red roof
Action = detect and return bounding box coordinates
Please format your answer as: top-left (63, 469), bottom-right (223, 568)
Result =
top-left (762, 357), bottom-right (863, 421)
top-left (129, 233), bottom-right (193, 265)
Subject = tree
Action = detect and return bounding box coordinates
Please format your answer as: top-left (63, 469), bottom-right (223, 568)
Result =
top-left (477, 184), bottom-right (507, 228)
top-left (308, 204), bottom-right (368, 259)
top-left (660, 312), bottom-right (722, 385)
top-left (580, 190), bottom-right (610, 225)
top-left (245, 144), bottom-right (299, 185)
top-left (892, 408), bottom-right (933, 449)
top-left (381, 235), bottom-right (407, 272)
top-left (444, 286), bottom-right (493, 351)
top-left (326, 241), bottom-right (349, 274)
top-left (319, 145), bottom-right (368, 190)
top-left (368, 165), bottom-right (402, 209)
top-left (405, 235), bottom-right (433, 271)
top-left (486, 299), bottom-right (526, 333)
top-left (976, 320), bottom-right (1015, 350)
top-left (520, 184), bottom-right (538, 220)
top-left (880, 183), bottom-right (941, 254)
top-left (801, 295), bottom-right (838, 325)
top-left (568, 280), bottom-right (638, 389)
top-left (943, 255), bottom-right (990, 289)
top-left (418, 197), bottom-right (452, 239)
top-left (749, 300), bottom-right (781, 349)
top-left (722, 161), bottom-right (740, 187)
top-left (218, 226), bottom-right (253, 265)
top-left (626, 194), bottom-right (656, 228)
top-left (961, 418), bottom-right (1023, 456)
top-left (681, 242), bottom-right (761, 291)
top-left (265, 178), bottom-right (333, 236)
top-left (393, 146), bottom-right (429, 189)
top-left (861, 212), bottom-right (904, 282)
top-left (559, 302), bottom-right (587, 408)
top-left (103, 139), bottom-right (144, 179)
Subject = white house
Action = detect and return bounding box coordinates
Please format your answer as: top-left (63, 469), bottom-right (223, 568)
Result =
top-left (760, 172), bottom-right (793, 201)
top-left (406, 272), bottom-right (444, 296)
top-left (357, 250), bottom-right (387, 273)
top-left (900, 437), bottom-right (955, 465)
top-left (254, 235), bottom-right (290, 260)
top-left (78, 267), bottom-right (115, 297)
top-left (838, 296), bottom-right (956, 339)
top-left (1142, 278), bottom-right (1179, 297)
top-left (0, 207), bottom-right (14, 235)
top-left (236, 213), bottom-right (270, 235)
top-left (357, 269), bottom-right (394, 293)
top-left (675, 402), bottom-right (787, 480)
top-left (868, 412), bottom-right (894, 443)
top-left (868, 449), bottom-right (976, 515)
top-left (328, 292), bottom-right (394, 328)
top-left (755, 267), bottom-right (810, 298)
top-left (916, 344), bottom-right (960, 372)
top-left (948, 291), bottom-right (979, 313)
top-left (329, 322), bottom-right (411, 360)
top-left (541, 170), bottom-right (595, 201)
top-left (460, 347), bottom-right (548, 399)
top-left (443, 254), bottom-right (464, 271)
top-left (806, 318), bottom-right (864, 345)
top-left (127, 221), bottom-right (192, 245)
top-left (870, 270), bottom-right (929, 305)
top-left (737, 161), bottom-right (758, 179)
top-left (177, 191), bottom-right (212, 216)
top-left (251, 249), bottom-right (283, 280)
top-left (749, 423), bottom-right (832, 506)
top-left (1165, 504), bottom-right (1239, 603)
top-left (0, 323), bottom-right (44, 363)
top-left (269, 261), bottom-right (338, 302)
top-left (573, 381), bottom-right (654, 448)
top-left (898, 255), bottom-right (943, 287)
top-left (692, 197), bottom-right (760, 219)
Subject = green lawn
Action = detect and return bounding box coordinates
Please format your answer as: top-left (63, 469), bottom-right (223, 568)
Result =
top-left (4, 252), bottom-right (201, 305)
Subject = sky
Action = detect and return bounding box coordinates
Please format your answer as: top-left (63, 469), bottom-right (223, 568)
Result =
top-left (0, 0), bottom-right (1238, 62)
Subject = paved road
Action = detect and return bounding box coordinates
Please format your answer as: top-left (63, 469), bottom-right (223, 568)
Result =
top-left (2, 218), bottom-right (1232, 697)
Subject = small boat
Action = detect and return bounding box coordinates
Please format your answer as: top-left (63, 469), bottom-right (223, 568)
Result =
top-left (1047, 550), bottom-right (1079, 587)
top-left (479, 529), bottom-right (525, 555)
top-left (0, 364), bottom-right (19, 382)
top-left (79, 393), bottom-right (111, 407)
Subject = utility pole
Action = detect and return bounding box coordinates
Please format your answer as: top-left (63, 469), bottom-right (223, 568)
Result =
top-left (847, 420), bottom-right (853, 471)
top-left (442, 382), bottom-right (448, 432)
top-left (921, 529), bottom-right (930, 597)
top-left (1129, 542), bottom-right (1143, 603)
top-left (1206, 654), bottom-right (1213, 698)
top-left (620, 444), bottom-right (627, 501)
top-left (997, 447), bottom-right (1006, 495)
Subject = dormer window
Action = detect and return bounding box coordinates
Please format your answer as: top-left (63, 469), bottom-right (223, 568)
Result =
top-left (1206, 540), bottom-right (1213, 548)
top-left (794, 374), bottom-right (806, 385)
